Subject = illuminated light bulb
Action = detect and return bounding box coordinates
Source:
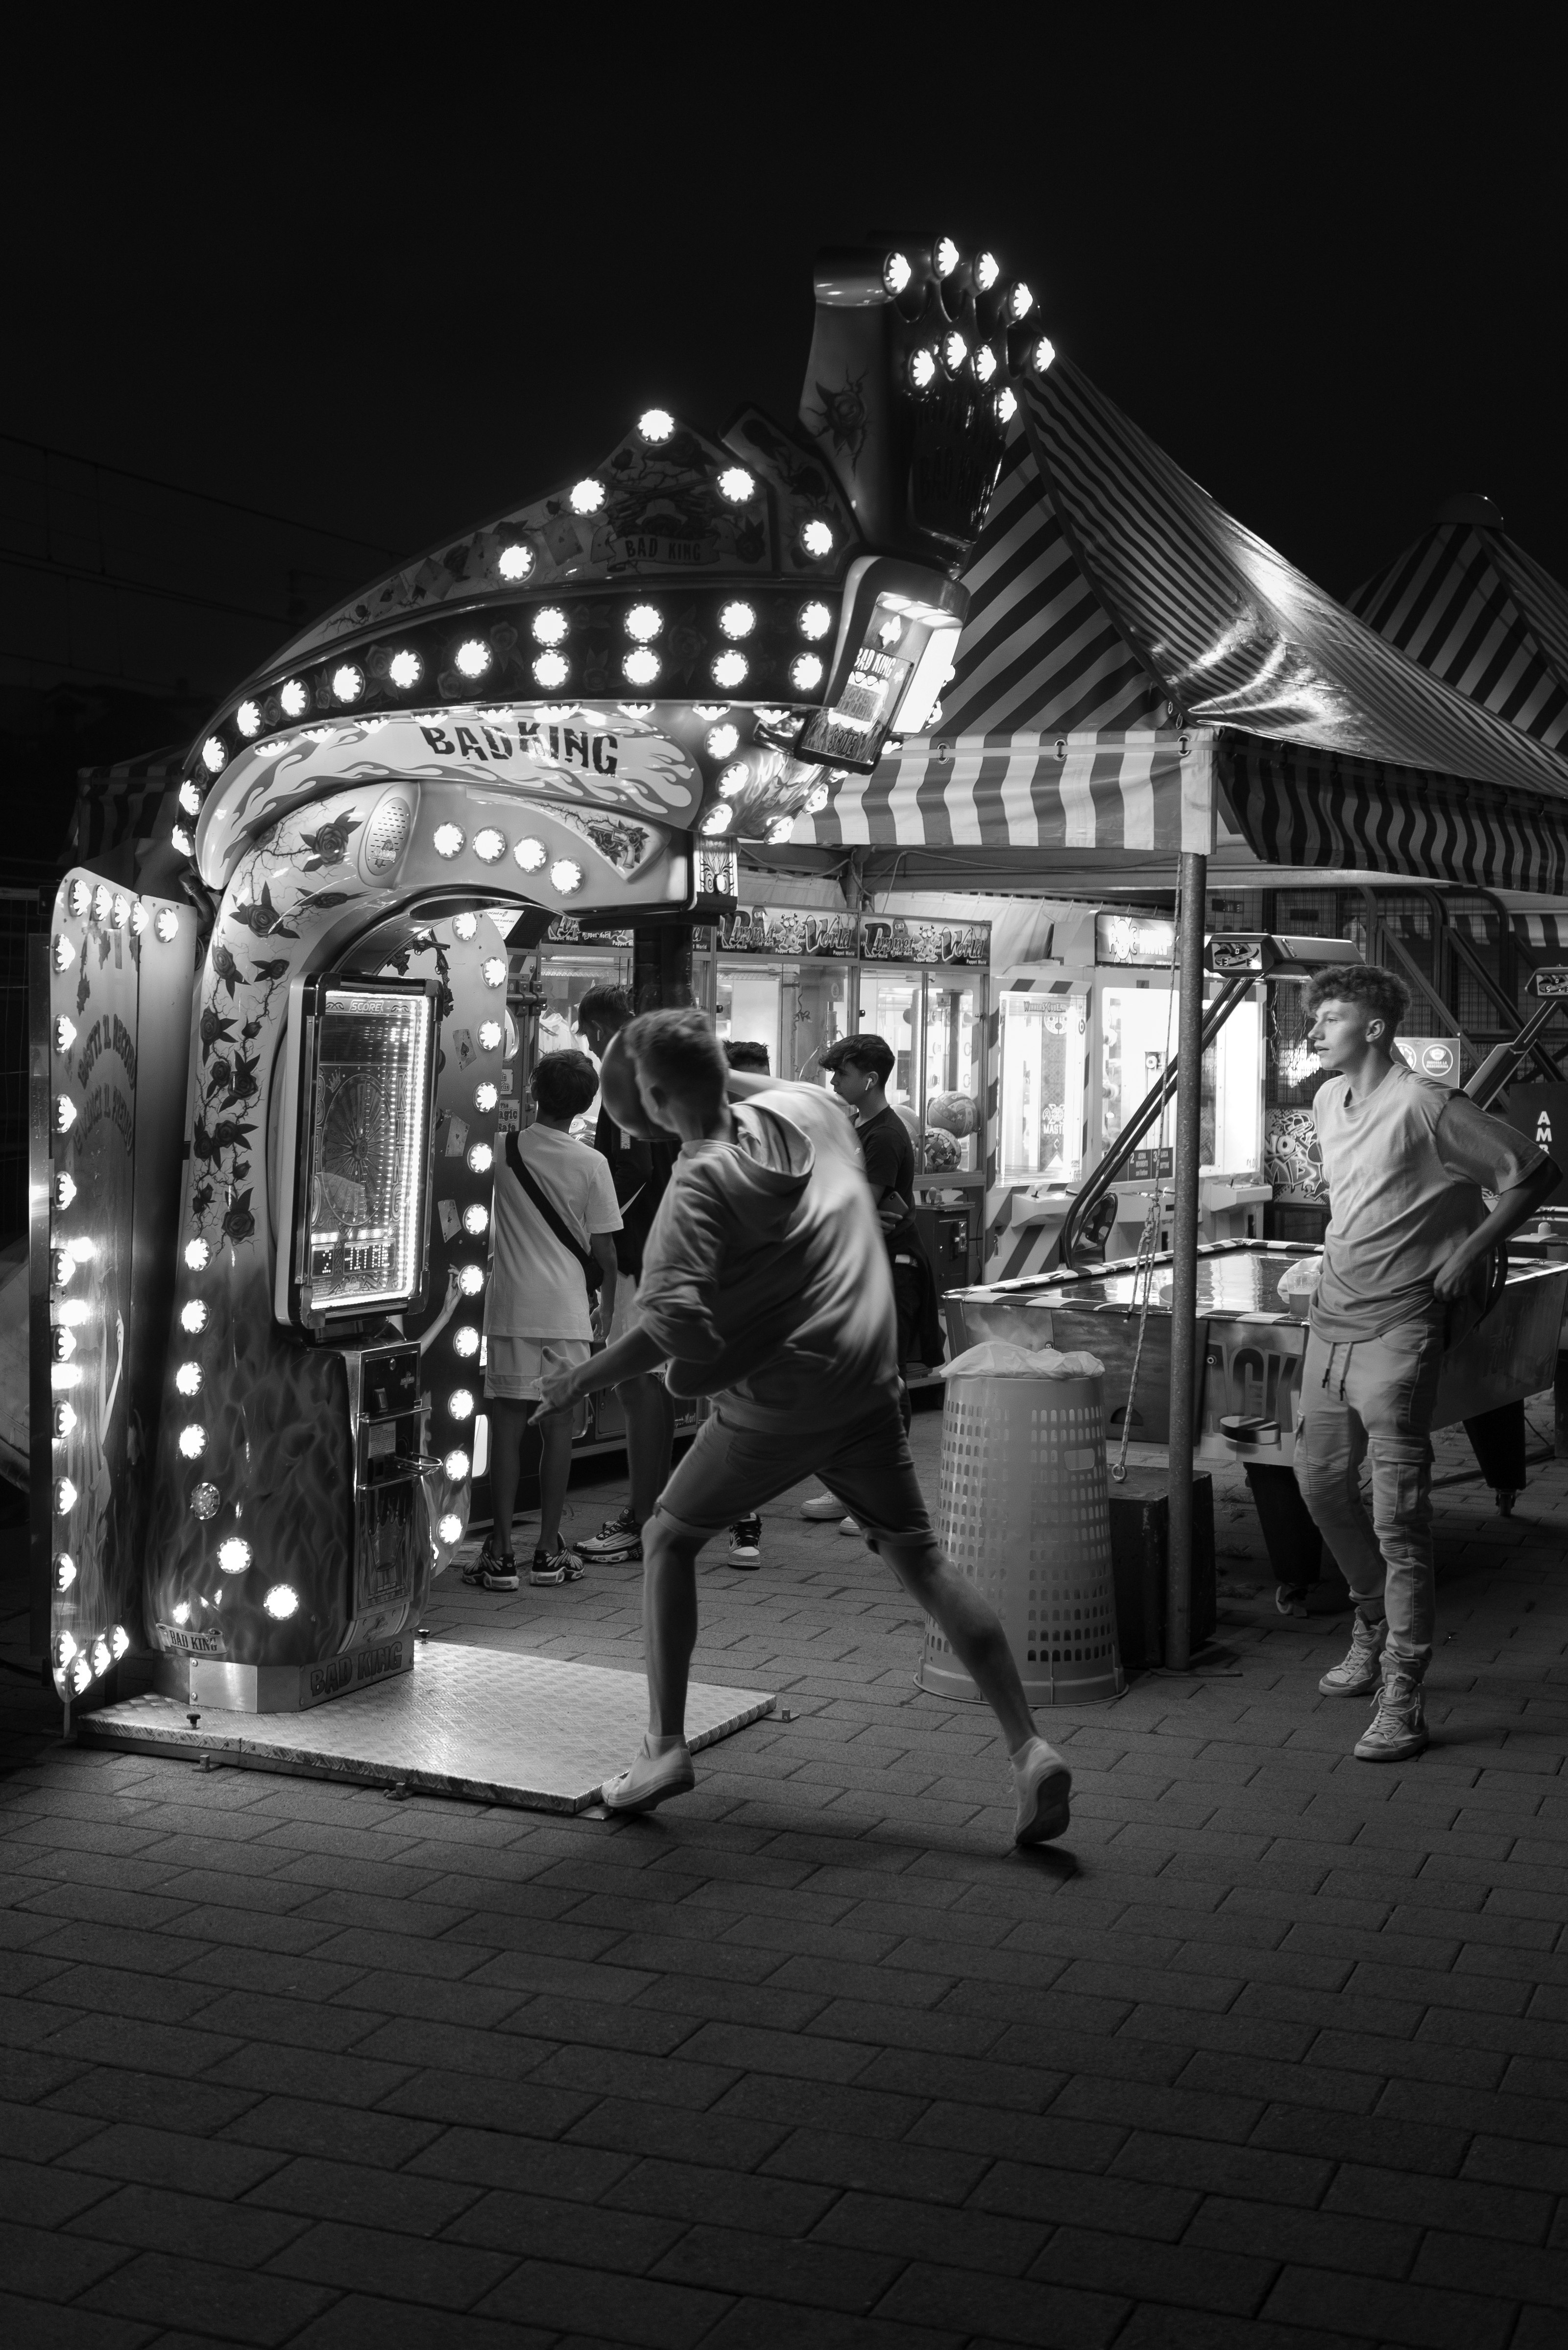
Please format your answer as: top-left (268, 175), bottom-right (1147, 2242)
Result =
top-left (55, 1171), bottom-right (77, 1209)
top-left (513, 837), bottom-right (546, 872)
top-left (532, 607), bottom-right (568, 645)
top-left (620, 702), bottom-right (653, 717)
top-left (112, 894), bottom-right (129, 929)
top-left (445, 1449), bottom-right (471, 1481)
top-left (974, 345), bottom-right (998, 384)
top-left (54, 1554), bottom-right (76, 1591)
top-left (91, 885), bottom-right (111, 924)
top-left (797, 602), bottom-right (832, 641)
top-left (935, 236), bottom-right (961, 277)
top-left (718, 763), bottom-right (749, 798)
top-left (66, 1231), bottom-right (96, 1262)
top-left (455, 638), bottom-right (491, 678)
top-left (458, 1264), bottom-right (485, 1297)
top-left (178, 1425), bottom-right (206, 1458)
top-left (790, 654), bottom-right (824, 692)
top-left (437, 1511), bottom-right (463, 1545)
top-left (801, 520), bottom-right (835, 558)
top-left (55, 1629), bottom-right (77, 1667)
top-left (332, 663), bottom-right (365, 703)
top-left (254, 741), bottom-right (287, 758)
top-left (623, 648), bottom-right (660, 686)
top-left (51, 1363), bottom-right (81, 1389)
top-left (570, 478), bottom-right (604, 514)
top-left (474, 1083), bottom-right (498, 1112)
top-left (54, 1477), bottom-right (77, 1515)
top-left (111, 1625), bottom-right (129, 1660)
top-left (54, 1401), bottom-right (76, 1437)
top-left (1032, 335), bottom-right (1056, 372)
top-left (883, 250), bottom-right (912, 295)
top-left (533, 652), bottom-right (569, 689)
top-left (995, 386), bottom-right (1018, 424)
top-left (943, 331), bottom-right (968, 370)
top-left (712, 651), bottom-right (748, 689)
top-left (54, 1015), bottom-right (76, 1053)
top-left (909, 348), bottom-right (937, 390)
top-left (768, 816), bottom-right (797, 846)
top-left (1010, 281), bottom-right (1035, 320)
top-left (473, 828), bottom-right (506, 863)
top-left (154, 908), bottom-right (178, 942)
top-left (719, 602), bottom-right (756, 640)
top-left (217, 1536), bottom-right (251, 1575)
top-left (280, 679), bottom-right (309, 718)
top-left (179, 779), bottom-right (203, 817)
top-left (549, 858), bottom-right (583, 895)
top-left (497, 543), bottom-right (533, 581)
top-left (441, 913), bottom-right (475, 947)
top-left (625, 604), bottom-right (661, 641)
top-left (481, 956), bottom-right (507, 988)
top-left (448, 1388), bottom-right (475, 1420)
top-left (700, 803), bottom-right (733, 836)
top-left (69, 879), bottom-right (90, 917)
top-left (51, 1251), bottom-right (73, 1288)
top-left (191, 1483), bottom-right (219, 1518)
top-left (453, 1324), bottom-right (480, 1357)
top-left (185, 1237), bottom-right (210, 1271)
top-left (55, 1095), bottom-right (77, 1133)
top-left (806, 782), bottom-right (831, 814)
top-left (879, 617), bottom-right (903, 648)
top-left (171, 826), bottom-right (195, 858)
top-left (476, 1024), bottom-right (501, 1054)
top-left (171, 1600), bottom-right (191, 1625)
top-left (389, 649), bottom-right (421, 689)
top-left (639, 408), bottom-right (675, 442)
top-left (52, 935), bottom-right (75, 971)
top-left (467, 1141), bottom-right (494, 1174)
top-left (175, 1362), bottom-right (202, 1396)
top-left (263, 1584), bottom-right (298, 1620)
top-left (91, 1636), bottom-right (111, 1677)
top-left (694, 703), bottom-right (728, 719)
top-left (236, 700), bottom-right (262, 737)
top-left (717, 467), bottom-right (755, 504)
top-left (975, 250), bottom-right (1000, 291)
top-left (433, 824), bottom-right (465, 858)
top-left (201, 736), bottom-right (227, 775)
top-left (462, 1203), bottom-right (489, 1237)
top-left (71, 1653), bottom-right (93, 1696)
top-left (696, 729), bottom-right (737, 768)
top-left (181, 1300), bottom-right (208, 1333)
top-left (58, 1298), bottom-right (90, 1326)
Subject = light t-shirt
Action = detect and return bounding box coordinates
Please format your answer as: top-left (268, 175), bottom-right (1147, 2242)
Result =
top-left (485, 1122), bottom-right (621, 1341)
top-left (1311, 1061), bottom-right (1543, 1341)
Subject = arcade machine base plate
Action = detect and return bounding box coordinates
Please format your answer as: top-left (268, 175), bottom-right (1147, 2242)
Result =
top-left (75, 1641), bottom-right (774, 1814)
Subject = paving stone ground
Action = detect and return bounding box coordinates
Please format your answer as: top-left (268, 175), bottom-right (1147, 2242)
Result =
top-left (2, 1394), bottom-right (1567, 2349)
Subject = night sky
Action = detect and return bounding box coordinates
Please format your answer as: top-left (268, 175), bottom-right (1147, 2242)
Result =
top-left (6, 38), bottom-right (1565, 732)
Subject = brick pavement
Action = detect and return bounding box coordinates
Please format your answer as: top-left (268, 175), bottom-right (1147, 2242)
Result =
top-left (1, 1396), bottom-right (1567, 2347)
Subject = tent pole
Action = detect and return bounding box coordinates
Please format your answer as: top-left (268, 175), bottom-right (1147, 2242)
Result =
top-left (1165, 848), bottom-right (1207, 1671)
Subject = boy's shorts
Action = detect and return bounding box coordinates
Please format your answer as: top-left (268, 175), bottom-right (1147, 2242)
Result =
top-left (653, 1381), bottom-right (941, 1560)
top-left (484, 1336), bottom-right (591, 1402)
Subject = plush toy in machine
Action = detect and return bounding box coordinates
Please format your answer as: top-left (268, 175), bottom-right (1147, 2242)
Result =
top-left (921, 1127), bottom-right (963, 1172)
top-left (925, 1090), bottom-right (978, 1138)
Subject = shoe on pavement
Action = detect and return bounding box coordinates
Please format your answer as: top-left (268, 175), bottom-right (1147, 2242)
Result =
top-left (1320, 1612), bottom-right (1386, 1696)
top-left (577, 1508), bottom-right (643, 1565)
top-left (1275, 1583), bottom-right (1309, 1618)
top-left (528, 1547), bottom-right (580, 1587)
top-left (603, 1739), bottom-right (695, 1815)
top-left (1013, 1739), bottom-right (1073, 1845)
top-left (462, 1540), bottom-right (518, 1592)
top-left (727, 1517), bottom-right (762, 1569)
top-left (1354, 1662), bottom-right (1428, 1763)
top-left (839, 1515), bottom-right (861, 1536)
top-left (799, 1493), bottom-right (843, 1521)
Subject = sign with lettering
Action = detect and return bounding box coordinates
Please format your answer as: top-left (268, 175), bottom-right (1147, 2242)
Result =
top-left (859, 917), bottom-right (989, 967)
top-left (717, 906), bottom-right (858, 958)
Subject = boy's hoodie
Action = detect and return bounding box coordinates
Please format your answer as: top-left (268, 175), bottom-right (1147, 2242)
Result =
top-left (635, 1085), bottom-right (898, 1427)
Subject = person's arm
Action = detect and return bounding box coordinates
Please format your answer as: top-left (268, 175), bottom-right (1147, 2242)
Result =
top-left (532, 1322), bottom-right (664, 1421)
top-left (725, 1066), bottom-right (842, 1105)
top-left (1433, 1158), bottom-right (1559, 1296)
top-left (589, 1234), bottom-right (617, 1343)
top-left (1431, 1094), bottom-right (1560, 1299)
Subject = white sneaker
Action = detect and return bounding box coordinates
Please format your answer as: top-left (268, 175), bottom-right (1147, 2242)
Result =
top-left (799, 1494), bottom-right (843, 1521)
top-left (1320, 1613), bottom-right (1386, 1696)
top-left (839, 1515), bottom-right (861, 1536)
top-left (1013, 1739), bottom-right (1072, 1845)
top-left (1354, 1663), bottom-right (1429, 1763)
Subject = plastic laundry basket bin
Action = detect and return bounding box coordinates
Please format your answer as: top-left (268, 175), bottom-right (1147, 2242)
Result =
top-left (918, 1370), bottom-right (1124, 1705)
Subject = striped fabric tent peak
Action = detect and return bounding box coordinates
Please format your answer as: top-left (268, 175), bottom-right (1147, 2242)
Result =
top-left (1347, 505), bottom-right (1568, 754)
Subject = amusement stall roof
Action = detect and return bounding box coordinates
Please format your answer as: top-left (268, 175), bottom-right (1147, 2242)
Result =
top-left (774, 355), bottom-right (1568, 896)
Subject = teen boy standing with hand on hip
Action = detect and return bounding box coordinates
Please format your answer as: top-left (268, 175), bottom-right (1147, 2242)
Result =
top-left (1295, 966), bottom-right (1556, 1762)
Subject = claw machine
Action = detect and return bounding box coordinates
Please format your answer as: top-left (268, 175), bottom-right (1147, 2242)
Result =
top-left (711, 902), bottom-right (857, 1080)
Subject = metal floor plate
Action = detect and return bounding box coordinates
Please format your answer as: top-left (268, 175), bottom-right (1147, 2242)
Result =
top-left (77, 1641), bottom-right (774, 1812)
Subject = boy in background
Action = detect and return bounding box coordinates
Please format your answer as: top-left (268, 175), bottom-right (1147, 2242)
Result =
top-left (466, 1048), bottom-right (621, 1591)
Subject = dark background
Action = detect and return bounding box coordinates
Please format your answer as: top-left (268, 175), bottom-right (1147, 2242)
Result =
top-left (3, 32), bottom-right (1564, 861)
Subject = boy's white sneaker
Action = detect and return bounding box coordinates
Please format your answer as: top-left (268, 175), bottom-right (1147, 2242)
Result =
top-left (799, 1494), bottom-right (843, 1520)
top-left (1012, 1739), bottom-right (1072, 1845)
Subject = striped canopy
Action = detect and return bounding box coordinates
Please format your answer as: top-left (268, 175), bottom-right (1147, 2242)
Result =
top-left (775, 356), bottom-right (1568, 889)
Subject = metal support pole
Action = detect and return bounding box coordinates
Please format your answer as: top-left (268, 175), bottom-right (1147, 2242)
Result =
top-left (1165, 849), bottom-right (1207, 1670)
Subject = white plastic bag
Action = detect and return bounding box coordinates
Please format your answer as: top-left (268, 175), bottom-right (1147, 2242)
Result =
top-left (938, 1340), bottom-right (1105, 1381)
top-left (1276, 1255), bottom-right (1322, 1304)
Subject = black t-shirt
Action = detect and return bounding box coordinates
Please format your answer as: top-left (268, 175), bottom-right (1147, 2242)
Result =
top-left (594, 1105), bottom-right (676, 1278)
top-left (856, 1105), bottom-right (921, 1251)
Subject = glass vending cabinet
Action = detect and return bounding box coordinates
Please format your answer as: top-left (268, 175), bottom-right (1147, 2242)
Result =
top-left (710, 904), bottom-right (856, 1082)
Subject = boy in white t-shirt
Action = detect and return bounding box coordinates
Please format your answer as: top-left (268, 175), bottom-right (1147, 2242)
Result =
top-left (465, 1050), bottom-right (621, 1590)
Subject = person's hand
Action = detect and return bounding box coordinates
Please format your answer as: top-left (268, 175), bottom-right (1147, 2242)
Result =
top-left (1433, 1241), bottom-right (1483, 1301)
top-left (876, 1199), bottom-right (904, 1233)
top-left (530, 1363), bottom-right (580, 1423)
top-left (589, 1300), bottom-right (605, 1343)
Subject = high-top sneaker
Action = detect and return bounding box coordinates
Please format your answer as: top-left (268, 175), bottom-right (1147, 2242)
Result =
top-left (1354, 1661), bottom-right (1428, 1763)
top-left (1319, 1613), bottom-right (1386, 1696)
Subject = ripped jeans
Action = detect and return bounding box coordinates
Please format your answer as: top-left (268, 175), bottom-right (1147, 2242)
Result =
top-left (1295, 1320), bottom-right (1444, 1673)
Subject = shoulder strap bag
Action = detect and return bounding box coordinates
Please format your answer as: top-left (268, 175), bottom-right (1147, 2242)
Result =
top-left (505, 1132), bottom-right (604, 1298)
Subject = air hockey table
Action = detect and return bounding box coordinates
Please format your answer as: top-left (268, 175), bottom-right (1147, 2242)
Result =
top-left (944, 1238), bottom-right (1568, 1593)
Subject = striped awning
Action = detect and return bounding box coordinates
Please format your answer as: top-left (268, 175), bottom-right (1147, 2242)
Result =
top-left (1348, 505), bottom-right (1568, 754)
top-left (1515, 912), bottom-right (1568, 952)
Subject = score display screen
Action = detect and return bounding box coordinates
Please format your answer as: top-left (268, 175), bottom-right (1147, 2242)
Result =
top-left (799, 644), bottom-right (912, 768)
top-left (303, 988), bottom-right (434, 1317)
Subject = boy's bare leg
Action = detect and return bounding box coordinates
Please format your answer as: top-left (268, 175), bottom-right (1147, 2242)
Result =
top-left (880, 1536), bottom-right (1036, 1751)
top-left (487, 1400), bottom-right (527, 1554)
top-left (537, 1409), bottom-right (575, 1554)
top-left (621, 1373), bottom-right (676, 1524)
top-left (639, 1516), bottom-right (701, 1735)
